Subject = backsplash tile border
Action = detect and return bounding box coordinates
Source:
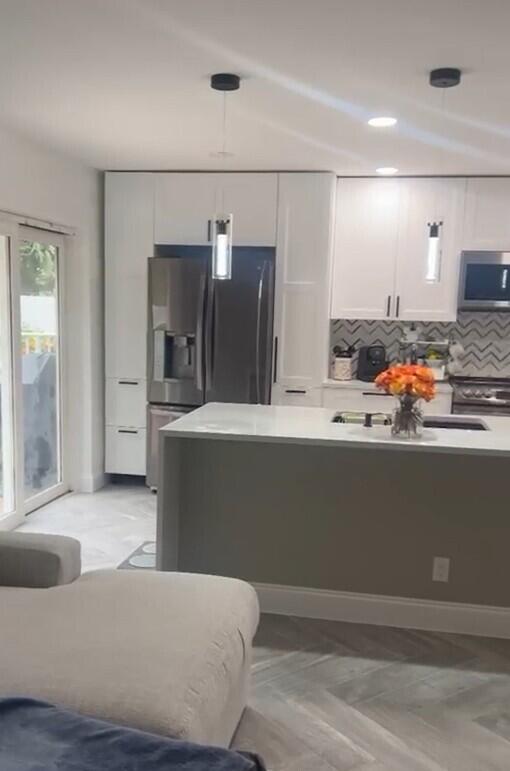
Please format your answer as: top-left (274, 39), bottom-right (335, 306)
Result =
top-left (330, 312), bottom-right (510, 378)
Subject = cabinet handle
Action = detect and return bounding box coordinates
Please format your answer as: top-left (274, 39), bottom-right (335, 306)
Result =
top-left (396, 295), bottom-right (400, 317)
top-left (285, 389), bottom-right (306, 394)
top-left (118, 380), bottom-right (139, 386)
top-left (207, 219), bottom-right (212, 242)
top-left (362, 391), bottom-right (391, 397)
top-left (273, 336), bottom-right (278, 383)
top-left (386, 295), bottom-right (391, 317)
top-left (118, 429), bottom-right (139, 435)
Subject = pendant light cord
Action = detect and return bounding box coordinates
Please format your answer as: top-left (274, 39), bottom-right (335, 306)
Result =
top-left (221, 91), bottom-right (227, 211)
top-left (222, 91), bottom-right (227, 156)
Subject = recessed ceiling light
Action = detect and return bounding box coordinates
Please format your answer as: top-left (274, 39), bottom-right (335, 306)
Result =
top-left (368, 116), bottom-right (397, 128)
top-left (376, 167), bottom-right (399, 176)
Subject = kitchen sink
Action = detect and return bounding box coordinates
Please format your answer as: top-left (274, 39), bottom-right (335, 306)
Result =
top-left (332, 413), bottom-right (489, 431)
top-left (422, 416), bottom-right (488, 431)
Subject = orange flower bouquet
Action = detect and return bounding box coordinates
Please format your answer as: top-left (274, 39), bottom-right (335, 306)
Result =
top-left (375, 364), bottom-right (436, 437)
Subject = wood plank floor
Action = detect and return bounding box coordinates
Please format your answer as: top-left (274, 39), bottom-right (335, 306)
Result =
top-left (232, 614), bottom-right (510, 770)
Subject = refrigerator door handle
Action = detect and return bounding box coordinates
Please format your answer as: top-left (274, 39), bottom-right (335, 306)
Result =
top-left (205, 280), bottom-right (216, 390)
top-left (195, 273), bottom-right (207, 391)
top-left (255, 261), bottom-right (267, 404)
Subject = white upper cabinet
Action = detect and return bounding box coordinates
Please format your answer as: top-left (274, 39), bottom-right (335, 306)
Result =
top-left (219, 173), bottom-right (277, 246)
top-left (331, 178), bottom-right (400, 319)
top-left (463, 178), bottom-right (510, 251)
top-left (155, 173), bottom-right (217, 245)
top-left (105, 172), bottom-right (154, 380)
top-left (273, 173), bottom-right (335, 391)
top-left (154, 173), bottom-right (277, 246)
top-left (395, 178), bottom-right (465, 321)
top-left (331, 177), bottom-right (465, 322)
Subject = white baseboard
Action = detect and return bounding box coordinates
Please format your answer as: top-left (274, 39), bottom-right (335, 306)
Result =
top-left (253, 582), bottom-right (510, 640)
top-left (77, 472), bottom-right (107, 493)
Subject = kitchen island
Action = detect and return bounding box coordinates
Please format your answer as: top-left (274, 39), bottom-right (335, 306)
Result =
top-left (156, 403), bottom-right (510, 635)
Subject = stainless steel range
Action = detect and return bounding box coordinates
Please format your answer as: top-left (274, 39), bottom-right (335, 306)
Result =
top-left (452, 377), bottom-right (510, 416)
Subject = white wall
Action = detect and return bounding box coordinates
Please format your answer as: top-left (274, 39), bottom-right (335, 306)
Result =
top-left (0, 126), bottom-right (103, 492)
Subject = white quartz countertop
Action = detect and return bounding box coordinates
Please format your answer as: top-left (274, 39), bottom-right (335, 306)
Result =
top-left (161, 402), bottom-right (510, 457)
top-left (323, 378), bottom-right (453, 394)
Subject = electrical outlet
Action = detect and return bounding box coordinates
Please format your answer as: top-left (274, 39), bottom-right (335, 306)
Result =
top-left (432, 556), bottom-right (450, 583)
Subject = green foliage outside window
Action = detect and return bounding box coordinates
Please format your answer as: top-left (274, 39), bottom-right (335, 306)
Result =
top-left (20, 240), bottom-right (56, 295)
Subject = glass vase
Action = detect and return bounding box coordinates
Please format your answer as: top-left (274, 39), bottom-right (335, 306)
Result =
top-left (392, 394), bottom-right (424, 438)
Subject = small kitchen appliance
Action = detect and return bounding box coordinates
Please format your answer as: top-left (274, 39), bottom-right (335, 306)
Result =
top-left (357, 345), bottom-right (388, 382)
top-left (458, 251), bottom-right (510, 310)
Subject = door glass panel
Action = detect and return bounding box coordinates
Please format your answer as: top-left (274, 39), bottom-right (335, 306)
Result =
top-left (0, 235), bottom-right (15, 517)
top-left (20, 238), bottom-right (61, 501)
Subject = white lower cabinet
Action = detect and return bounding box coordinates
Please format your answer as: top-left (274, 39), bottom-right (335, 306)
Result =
top-left (322, 386), bottom-right (452, 415)
top-left (271, 384), bottom-right (323, 407)
top-left (105, 427), bottom-right (147, 476)
top-left (106, 378), bottom-right (146, 429)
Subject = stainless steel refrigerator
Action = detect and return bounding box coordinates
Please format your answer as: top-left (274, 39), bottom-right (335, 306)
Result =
top-left (147, 245), bottom-right (275, 487)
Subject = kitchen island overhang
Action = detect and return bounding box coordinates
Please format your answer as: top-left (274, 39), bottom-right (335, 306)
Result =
top-left (156, 402), bottom-right (510, 621)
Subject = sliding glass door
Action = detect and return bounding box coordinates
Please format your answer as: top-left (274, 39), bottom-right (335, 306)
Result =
top-left (0, 223), bottom-right (67, 529)
top-left (19, 227), bottom-right (66, 512)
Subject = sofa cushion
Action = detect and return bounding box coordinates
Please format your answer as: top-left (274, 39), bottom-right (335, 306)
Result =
top-left (0, 532), bottom-right (81, 587)
top-left (0, 570), bottom-right (259, 747)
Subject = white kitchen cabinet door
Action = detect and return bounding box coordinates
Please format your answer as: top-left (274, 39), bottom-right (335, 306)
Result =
top-left (154, 173), bottom-right (277, 246)
top-left (395, 179), bottom-right (466, 321)
top-left (463, 179), bottom-right (510, 251)
top-left (154, 173), bottom-right (218, 245)
top-left (105, 172), bottom-right (154, 380)
top-left (219, 173), bottom-right (277, 246)
top-left (274, 173), bottom-right (335, 389)
top-left (331, 178), bottom-right (401, 320)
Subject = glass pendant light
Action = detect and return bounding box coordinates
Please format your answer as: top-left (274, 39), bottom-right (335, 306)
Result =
top-left (210, 73), bottom-right (239, 280)
top-left (426, 221), bottom-right (443, 283)
top-left (211, 215), bottom-right (233, 280)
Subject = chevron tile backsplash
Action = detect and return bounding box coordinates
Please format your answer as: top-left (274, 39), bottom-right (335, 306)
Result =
top-left (331, 312), bottom-right (510, 378)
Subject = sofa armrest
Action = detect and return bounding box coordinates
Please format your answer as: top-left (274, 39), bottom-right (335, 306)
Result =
top-left (0, 532), bottom-right (81, 587)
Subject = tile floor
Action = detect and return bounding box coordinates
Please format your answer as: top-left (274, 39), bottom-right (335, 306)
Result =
top-left (16, 482), bottom-right (510, 769)
top-left (17, 482), bottom-right (156, 571)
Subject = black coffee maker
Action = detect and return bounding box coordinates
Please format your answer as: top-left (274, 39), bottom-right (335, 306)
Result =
top-left (357, 345), bottom-right (388, 382)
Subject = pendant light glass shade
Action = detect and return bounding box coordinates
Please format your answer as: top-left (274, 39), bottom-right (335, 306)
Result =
top-left (212, 215), bottom-right (233, 280)
top-left (426, 221), bottom-right (442, 283)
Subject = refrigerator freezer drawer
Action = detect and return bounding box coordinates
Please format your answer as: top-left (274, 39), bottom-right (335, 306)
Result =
top-left (147, 405), bottom-right (192, 489)
top-left (106, 378), bottom-right (146, 428)
top-left (106, 426), bottom-right (147, 476)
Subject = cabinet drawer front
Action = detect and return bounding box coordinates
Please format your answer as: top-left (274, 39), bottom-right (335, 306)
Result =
top-left (323, 388), bottom-right (452, 415)
top-left (106, 379), bottom-right (146, 428)
top-left (105, 427), bottom-right (146, 475)
top-left (272, 385), bottom-right (323, 407)
top-left (323, 388), bottom-right (393, 413)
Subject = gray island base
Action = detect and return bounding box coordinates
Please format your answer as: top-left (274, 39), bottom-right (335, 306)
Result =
top-left (157, 403), bottom-right (510, 629)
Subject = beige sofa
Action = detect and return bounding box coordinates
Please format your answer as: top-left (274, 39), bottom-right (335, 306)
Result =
top-left (0, 532), bottom-right (259, 747)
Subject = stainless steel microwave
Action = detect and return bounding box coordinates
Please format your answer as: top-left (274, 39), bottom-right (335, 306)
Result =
top-left (458, 251), bottom-right (510, 310)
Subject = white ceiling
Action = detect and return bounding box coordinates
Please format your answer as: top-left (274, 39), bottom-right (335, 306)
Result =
top-left (1, 0), bottom-right (510, 174)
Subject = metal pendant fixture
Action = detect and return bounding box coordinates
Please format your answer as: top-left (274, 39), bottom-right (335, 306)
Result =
top-left (210, 73), bottom-right (240, 280)
top-left (424, 68), bottom-right (460, 283)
